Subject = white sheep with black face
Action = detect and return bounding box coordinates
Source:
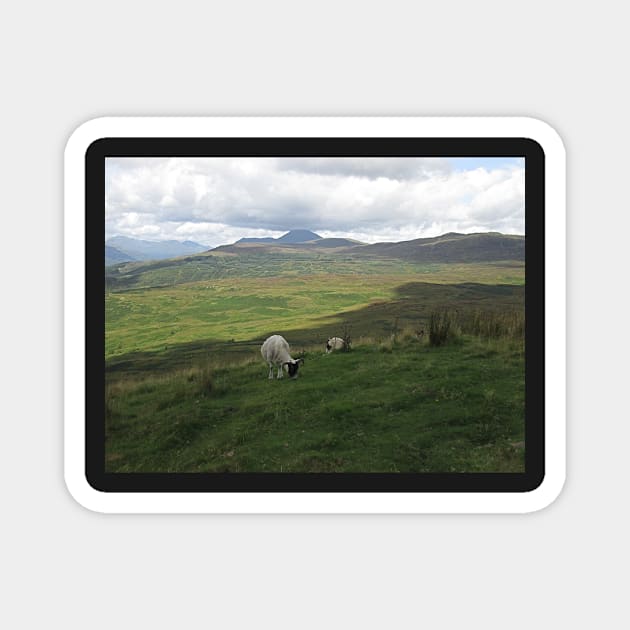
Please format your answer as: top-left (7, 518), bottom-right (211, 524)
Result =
top-left (325, 337), bottom-right (346, 353)
top-left (261, 335), bottom-right (304, 379)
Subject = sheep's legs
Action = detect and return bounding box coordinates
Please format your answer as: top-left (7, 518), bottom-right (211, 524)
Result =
top-left (267, 364), bottom-right (284, 379)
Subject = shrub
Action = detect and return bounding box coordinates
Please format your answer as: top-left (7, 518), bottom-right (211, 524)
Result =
top-left (429, 310), bottom-right (460, 346)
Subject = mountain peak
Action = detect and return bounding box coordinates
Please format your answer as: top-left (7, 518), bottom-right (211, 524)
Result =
top-left (277, 229), bottom-right (322, 243)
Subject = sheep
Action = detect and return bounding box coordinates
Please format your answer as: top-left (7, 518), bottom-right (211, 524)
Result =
top-left (325, 337), bottom-right (346, 353)
top-left (261, 334), bottom-right (304, 379)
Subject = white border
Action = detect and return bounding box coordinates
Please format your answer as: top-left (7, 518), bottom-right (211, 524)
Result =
top-left (64, 117), bottom-right (565, 513)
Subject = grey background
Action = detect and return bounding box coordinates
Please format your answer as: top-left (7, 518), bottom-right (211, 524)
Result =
top-left (2, 1), bottom-right (627, 627)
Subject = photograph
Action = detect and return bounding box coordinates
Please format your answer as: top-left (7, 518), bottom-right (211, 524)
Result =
top-left (104, 154), bottom-right (528, 475)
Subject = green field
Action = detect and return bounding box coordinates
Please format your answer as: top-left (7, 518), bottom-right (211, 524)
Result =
top-left (105, 252), bottom-right (525, 472)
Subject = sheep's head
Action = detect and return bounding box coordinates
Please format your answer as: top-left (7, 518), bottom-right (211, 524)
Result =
top-left (284, 358), bottom-right (304, 378)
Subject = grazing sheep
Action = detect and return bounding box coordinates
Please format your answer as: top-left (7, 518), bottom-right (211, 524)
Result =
top-left (325, 337), bottom-right (346, 353)
top-left (261, 335), bottom-right (304, 379)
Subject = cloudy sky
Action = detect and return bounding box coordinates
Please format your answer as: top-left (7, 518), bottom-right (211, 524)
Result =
top-left (105, 157), bottom-right (525, 247)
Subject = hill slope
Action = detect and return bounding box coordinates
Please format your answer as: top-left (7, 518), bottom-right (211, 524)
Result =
top-left (355, 232), bottom-right (524, 262)
top-left (236, 237), bottom-right (277, 244)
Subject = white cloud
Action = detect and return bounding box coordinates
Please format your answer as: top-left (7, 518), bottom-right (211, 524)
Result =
top-left (105, 157), bottom-right (524, 245)
top-left (277, 157), bottom-right (451, 180)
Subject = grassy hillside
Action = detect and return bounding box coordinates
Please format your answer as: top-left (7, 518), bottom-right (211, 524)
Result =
top-left (106, 335), bottom-right (524, 473)
top-left (105, 236), bottom-right (526, 474)
top-left (105, 232), bottom-right (524, 292)
top-left (105, 249), bottom-right (444, 291)
top-left (106, 267), bottom-right (523, 363)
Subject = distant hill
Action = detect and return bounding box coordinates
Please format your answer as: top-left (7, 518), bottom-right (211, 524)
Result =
top-left (106, 245), bottom-right (136, 266)
top-left (225, 231), bottom-right (522, 262)
top-left (355, 232), bottom-right (524, 263)
top-left (106, 236), bottom-right (210, 261)
top-left (236, 229), bottom-right (322, 245)
top-left (236, 237), bottom-right (277, 244)
top-left (307, 237), bottom-right (364, 248)
top-left (227, 237), bottom-right (362, 251)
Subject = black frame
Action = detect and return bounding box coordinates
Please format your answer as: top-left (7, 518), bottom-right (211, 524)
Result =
top-left (89, 137), bottom-right (544, 493)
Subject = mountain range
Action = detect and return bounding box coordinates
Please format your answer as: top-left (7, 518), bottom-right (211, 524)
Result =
top-left (217, 230), bottom-right (523, 262)
top-left (106, 236), bottom-right (209, 265)
top-left (105, 245), bottom-right (137, 265)
top-left (106, 230), bottom-right (524, 269)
